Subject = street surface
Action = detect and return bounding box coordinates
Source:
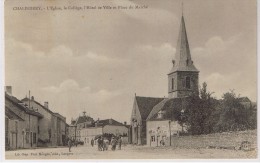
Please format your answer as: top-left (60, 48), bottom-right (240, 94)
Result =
top-left (5, 144), bottom-right (257, 159)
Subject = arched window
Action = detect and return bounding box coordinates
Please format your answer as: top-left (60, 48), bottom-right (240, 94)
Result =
top-left (186, 76), bottom-right (191, 89)
top-left (172, 78), bottom-right (174, 90)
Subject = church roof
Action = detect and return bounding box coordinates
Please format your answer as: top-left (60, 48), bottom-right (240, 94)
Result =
top-left (75, 115), bottom-right (94, 125)
top-left (169, 15), bottom-right (199, 74)
top-left (146, 98), bottom-right (169, 121)
top-left (147, 97), bottom-right (190, 121)
top-left (97, 119), bottom-right (125, 127)
top-left (135, 96), bottom-right (165, 120)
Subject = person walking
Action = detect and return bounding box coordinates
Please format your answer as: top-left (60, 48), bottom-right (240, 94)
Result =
top-left (118, 136), bottom-right (122, 150)
top-left (68, 138), bottom-right (72, 152)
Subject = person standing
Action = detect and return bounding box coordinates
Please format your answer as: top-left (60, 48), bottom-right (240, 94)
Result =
top-left (97, 137), bottom-right (101, 151)
top-left (68, 138), bottom-right (72, 152)
top-left (111, 137), bottom-right (117, 151)
top-left (97, 137), bottom-right (103, 151)
top-left (103, 138), bottom-right (109, 151)
top-left (91, 138), bottom-right (94, 147)
top-left (75, 139), bottom-right (78, 147)
top-left (118, 136), bottom-right (122, 150)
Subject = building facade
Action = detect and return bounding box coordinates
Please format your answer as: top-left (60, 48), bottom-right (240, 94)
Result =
top-left (76, 118), bottom-right (129, 145)
top-left (22, 96), bottom-right (66, 147)
top-left (67, 119), bottom-right (77, 141)
top-left (130, 96), bottom-right (165, 145)
top-left (5, 89), bottom-right (43, 150)
top-left (80, 127), bottom-right (103, 145)
top-left (53, 113), bottom-right (67, 146)
top-left (147, 120), bottom-right (182, 147)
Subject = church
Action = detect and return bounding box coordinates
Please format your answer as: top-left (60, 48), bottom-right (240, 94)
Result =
top-left (130, 13), bottom-right (199, 146)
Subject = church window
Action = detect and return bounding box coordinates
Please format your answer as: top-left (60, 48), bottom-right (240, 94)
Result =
top-left (182, 79), bottom-right (185, 87)
top-left (172, 78), bottom-right (174, 90)
top-left (186, 76), bottom-right (191, 89)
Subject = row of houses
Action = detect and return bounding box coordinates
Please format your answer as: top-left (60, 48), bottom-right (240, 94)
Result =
top-left (67, 112), bottom-right (130, 145)
top-left (5, 86), bottom-right (67, 150)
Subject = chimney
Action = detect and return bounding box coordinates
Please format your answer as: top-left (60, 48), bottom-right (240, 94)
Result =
top-left (124, 121), bottom-right (127, 125)
top-left (95, 118), bottom-right (100, 127)
top-left (31, 96), bottom-right (34, 101)
top-left (83, 111), bottom-right (86, 116)
top-left (109, 119), bottom-right (112, 125)
top-left (44, 102), bottom-right (49, 109)
top-left (5, 86), bottom-right (12, 95)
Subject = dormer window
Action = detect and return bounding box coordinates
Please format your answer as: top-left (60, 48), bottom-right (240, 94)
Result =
top-left (158, 110), bottom-right (165, 119)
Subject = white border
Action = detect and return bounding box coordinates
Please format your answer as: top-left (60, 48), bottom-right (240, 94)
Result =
top-left (0, 0), bottom-right (259, 162)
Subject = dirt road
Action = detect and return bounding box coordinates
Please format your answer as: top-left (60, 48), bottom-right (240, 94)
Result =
top-left (5, 144), bottom-right (257, 160)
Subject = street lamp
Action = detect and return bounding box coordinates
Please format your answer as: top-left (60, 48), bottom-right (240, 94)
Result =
top-left (132, 119), bottom-right (138, 145)
top-left (168, 120), bottom-right (171, 146)
top-left (180, 109), bottom-right (185, 132)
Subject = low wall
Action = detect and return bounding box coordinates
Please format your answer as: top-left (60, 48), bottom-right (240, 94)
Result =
top-left (165, 130), bottom-right (257, 149)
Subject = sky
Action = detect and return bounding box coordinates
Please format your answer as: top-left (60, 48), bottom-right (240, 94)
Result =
top-left (4, 0), bottom-right (257, 124)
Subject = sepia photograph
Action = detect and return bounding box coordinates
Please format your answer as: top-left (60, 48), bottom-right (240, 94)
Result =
top-left (2, 0), bottom-right (258, 160)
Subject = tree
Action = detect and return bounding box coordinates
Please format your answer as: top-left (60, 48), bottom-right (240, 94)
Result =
top-left (184, 82), bottom-right (216, 135)
top-left (214, 90), bottom-right (255, 132)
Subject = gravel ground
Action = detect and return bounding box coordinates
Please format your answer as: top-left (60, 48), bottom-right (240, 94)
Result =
top-left (5, 144), bottom-right (257, 160)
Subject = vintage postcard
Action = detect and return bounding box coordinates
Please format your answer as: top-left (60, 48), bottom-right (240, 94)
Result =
top-left (3, 0), bottom-right (258, 160)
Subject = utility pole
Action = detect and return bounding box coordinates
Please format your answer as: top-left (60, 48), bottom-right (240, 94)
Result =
top-left (28, 90), bottom-right (32, 147)
top-left (169, 120), bottom-right (171, 146)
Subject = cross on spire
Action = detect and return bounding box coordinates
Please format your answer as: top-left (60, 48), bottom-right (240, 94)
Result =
top-left (182, 1), bottom-right (184, 16)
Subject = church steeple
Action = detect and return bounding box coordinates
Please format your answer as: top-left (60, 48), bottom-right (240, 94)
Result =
top-left (169, 15), bottom-right (198, 73)
top-left (168, 12), bottom-right (199, 98)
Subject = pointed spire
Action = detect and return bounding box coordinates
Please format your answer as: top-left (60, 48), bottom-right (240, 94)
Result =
top-left (169, 13), bottom-right (198, 74)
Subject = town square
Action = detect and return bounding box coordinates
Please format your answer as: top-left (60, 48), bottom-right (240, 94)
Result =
top-left (2, 0), bottom-right (258, 161)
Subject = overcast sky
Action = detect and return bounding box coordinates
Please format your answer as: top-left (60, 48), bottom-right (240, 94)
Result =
top-left (5, 0), bottom-right (257, 124)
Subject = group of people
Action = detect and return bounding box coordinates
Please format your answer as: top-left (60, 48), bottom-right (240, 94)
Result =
top-left (96, 136), bottom-right (122, 151)
top-left (67, 136), bottom-right (123, 152)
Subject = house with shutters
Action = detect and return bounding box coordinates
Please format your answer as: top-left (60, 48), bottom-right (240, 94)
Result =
top-left (79, 118), bottom-right (129, 145)
top-left (130, 13), bottom-right (200, 146)
top-left (5, 87), bottom-right (43, 150)
top-left (74, 111), bottom-right (95, 141)
top-left (5, 105), bottom-right (24, 150)
top-left (22, 96), bottom-right (67, 147)
top-left (146, 97), bottom-right (190, 147)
